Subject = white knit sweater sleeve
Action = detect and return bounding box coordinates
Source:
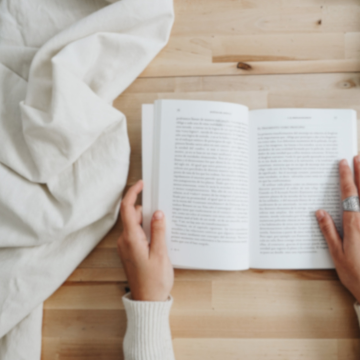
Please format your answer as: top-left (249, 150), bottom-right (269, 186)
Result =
top-left (122, 293), bottom-right (175, 360)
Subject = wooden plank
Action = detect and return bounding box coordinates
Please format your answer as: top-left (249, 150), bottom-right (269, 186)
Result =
top-left (44, 283), bottom-right (126, 310)
top-left (66, 268), bottom-right (126, 282)
top-left (126, 73), bottom-right (360, 94)
top-left (41, 337), bottom-right (360, 360)
top-left (45, 281), bottom-right (212, 311)
top-left (173, 1), bottom-right (360, 35)
top-left (40, 337), bottom-right (360, 360)
top-left (132, 1), bottom-right (360, 78)
top-left (136, 2), bottom-right (360, 77)
top-left (175, 0), bottom-right (360, 11)
top-left (172, 281), bottom-right (212, 310)
top-left (338, 339), bottom-right (360, 360)
top-left (77, 248), bottom-right (122, 268)
top-left (212, 34), bottom-right (345, 62)
top-left (42, 308), bottom-right (360, 339)
top-left (42, 309), bottom-right (126, 338)
top-left (322, 6), bottom-right (360, 32)
top-left (346, 33), bottom-right (360, 60)
top-left (96, 233), bottom-right (118, 249)
top-left (283, 0), bottom-right (360, 5)
top-left (67, 267), bottom-right (341, 283)
top-left (171, 5), bottom-right (323, 36)
top-left (173, 338), bottom-right (337, 360)
top-left (197, 73), bottom-right (360, 93)
top-left (141, 58), bottom-right (360, 77)
top-left (174, 0), bottom-right (283, 14)
top-left (116, 91), bottom-right (269, 113)
top-left (95, 224), bottom-right (121, 249)
top-left (212, 280), bottom-right (355, 312)
top-left (42, 338), bottom-right (123, 360)
top-left (169, 310), bottom-right (360, 339)
top-left (41, 337), bottom-right (60, 360)
top-left (269, 89), bottom-right (360, 114)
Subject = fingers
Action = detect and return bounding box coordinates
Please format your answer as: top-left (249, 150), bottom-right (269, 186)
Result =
top-left (339, 159), bottom-right (357, 200)
top-left (122, 180), bottom-right (143, 207)
top-left (121, 180), bottom-right (143, 229)
top-left (150, 210), bottom-right (167, 257)
top-left (316, 210), bottom-right (343, 261)
top-left (354, 155), bottom-right (360, 193)
top-left (135, 205), bottom-right (143, 225)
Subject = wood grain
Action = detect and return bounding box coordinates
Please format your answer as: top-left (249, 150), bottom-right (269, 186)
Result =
top-left (212, 34), bottom-right (345, 62)
top-left (173, 339), bottom-right (360, 360)
top-left (137, 1), bottom-right (360, 77)
top-left (42, 0), bottom-right (360, 359)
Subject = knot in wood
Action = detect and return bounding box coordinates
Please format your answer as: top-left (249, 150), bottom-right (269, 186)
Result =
top-left (237, 62), bottom-right (252, 70)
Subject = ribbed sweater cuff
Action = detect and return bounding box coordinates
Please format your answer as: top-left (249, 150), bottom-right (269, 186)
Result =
top-left (122, 293), bottom-right (175, 360)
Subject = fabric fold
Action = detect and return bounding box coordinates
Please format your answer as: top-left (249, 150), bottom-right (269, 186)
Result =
top-left (0, 0), bottom-right (174, 358)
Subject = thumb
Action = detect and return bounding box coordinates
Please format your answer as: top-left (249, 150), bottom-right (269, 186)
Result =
top-left (150, 210), bottom-right (167, 256)
top-left (316, 210), bottom-right (343, 261)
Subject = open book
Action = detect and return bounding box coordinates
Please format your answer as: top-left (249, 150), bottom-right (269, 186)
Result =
top-left (142, 100), bottom-right (358, 271)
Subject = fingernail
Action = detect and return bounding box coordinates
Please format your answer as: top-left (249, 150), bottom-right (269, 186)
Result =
top-left (355, 155), bottom-right (360, 163)
top-left (340, 159), bottom-right (348, 167)
top-left (316, 210), bottom-right (325, 221)
top-left (153, 210), bottom-right (164, 220)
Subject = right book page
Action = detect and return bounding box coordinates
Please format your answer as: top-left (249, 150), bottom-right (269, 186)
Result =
top-left (249, 109), bottom-right (358, 269)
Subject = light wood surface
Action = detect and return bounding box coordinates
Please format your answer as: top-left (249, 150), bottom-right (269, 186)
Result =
top-left (42, 1), bottom-right (360, 359)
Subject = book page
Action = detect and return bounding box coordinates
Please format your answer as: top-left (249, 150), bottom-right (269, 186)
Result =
top-left (249, 109), bottom-right (357, 269)
top-left (153, 99), bottom-right (250, 270)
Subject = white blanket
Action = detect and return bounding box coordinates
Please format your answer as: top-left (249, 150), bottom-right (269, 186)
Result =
top-left (0, 0), bottom-right (174, 358)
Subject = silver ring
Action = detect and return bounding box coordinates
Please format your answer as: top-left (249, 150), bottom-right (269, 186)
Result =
top-left (343, 196), bottom-right (360, 212)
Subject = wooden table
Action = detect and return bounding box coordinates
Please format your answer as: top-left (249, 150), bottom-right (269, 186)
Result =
top-left (42, 1), bottom-right (360, 359)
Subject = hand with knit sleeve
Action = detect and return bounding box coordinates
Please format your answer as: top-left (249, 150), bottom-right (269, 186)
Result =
top-left (117, 180), bottom-right (175, 359)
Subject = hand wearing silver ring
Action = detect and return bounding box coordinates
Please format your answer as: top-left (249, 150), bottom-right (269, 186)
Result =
top-left (316, 156), bottom-right (360, 303)
top-left (343, 196), bottom-right (360, 212)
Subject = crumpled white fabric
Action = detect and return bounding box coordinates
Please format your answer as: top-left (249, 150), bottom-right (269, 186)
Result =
top-left (0, 0), bottom-right (174, 358)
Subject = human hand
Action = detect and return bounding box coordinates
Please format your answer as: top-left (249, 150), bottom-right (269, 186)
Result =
top-left (316, 156), bottom-right (360, 302)
top-left (117, 180), bottom-right (174, 301)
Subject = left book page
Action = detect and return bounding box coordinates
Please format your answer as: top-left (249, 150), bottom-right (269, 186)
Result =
top-left (143, 99), bottom-right (250, 270)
